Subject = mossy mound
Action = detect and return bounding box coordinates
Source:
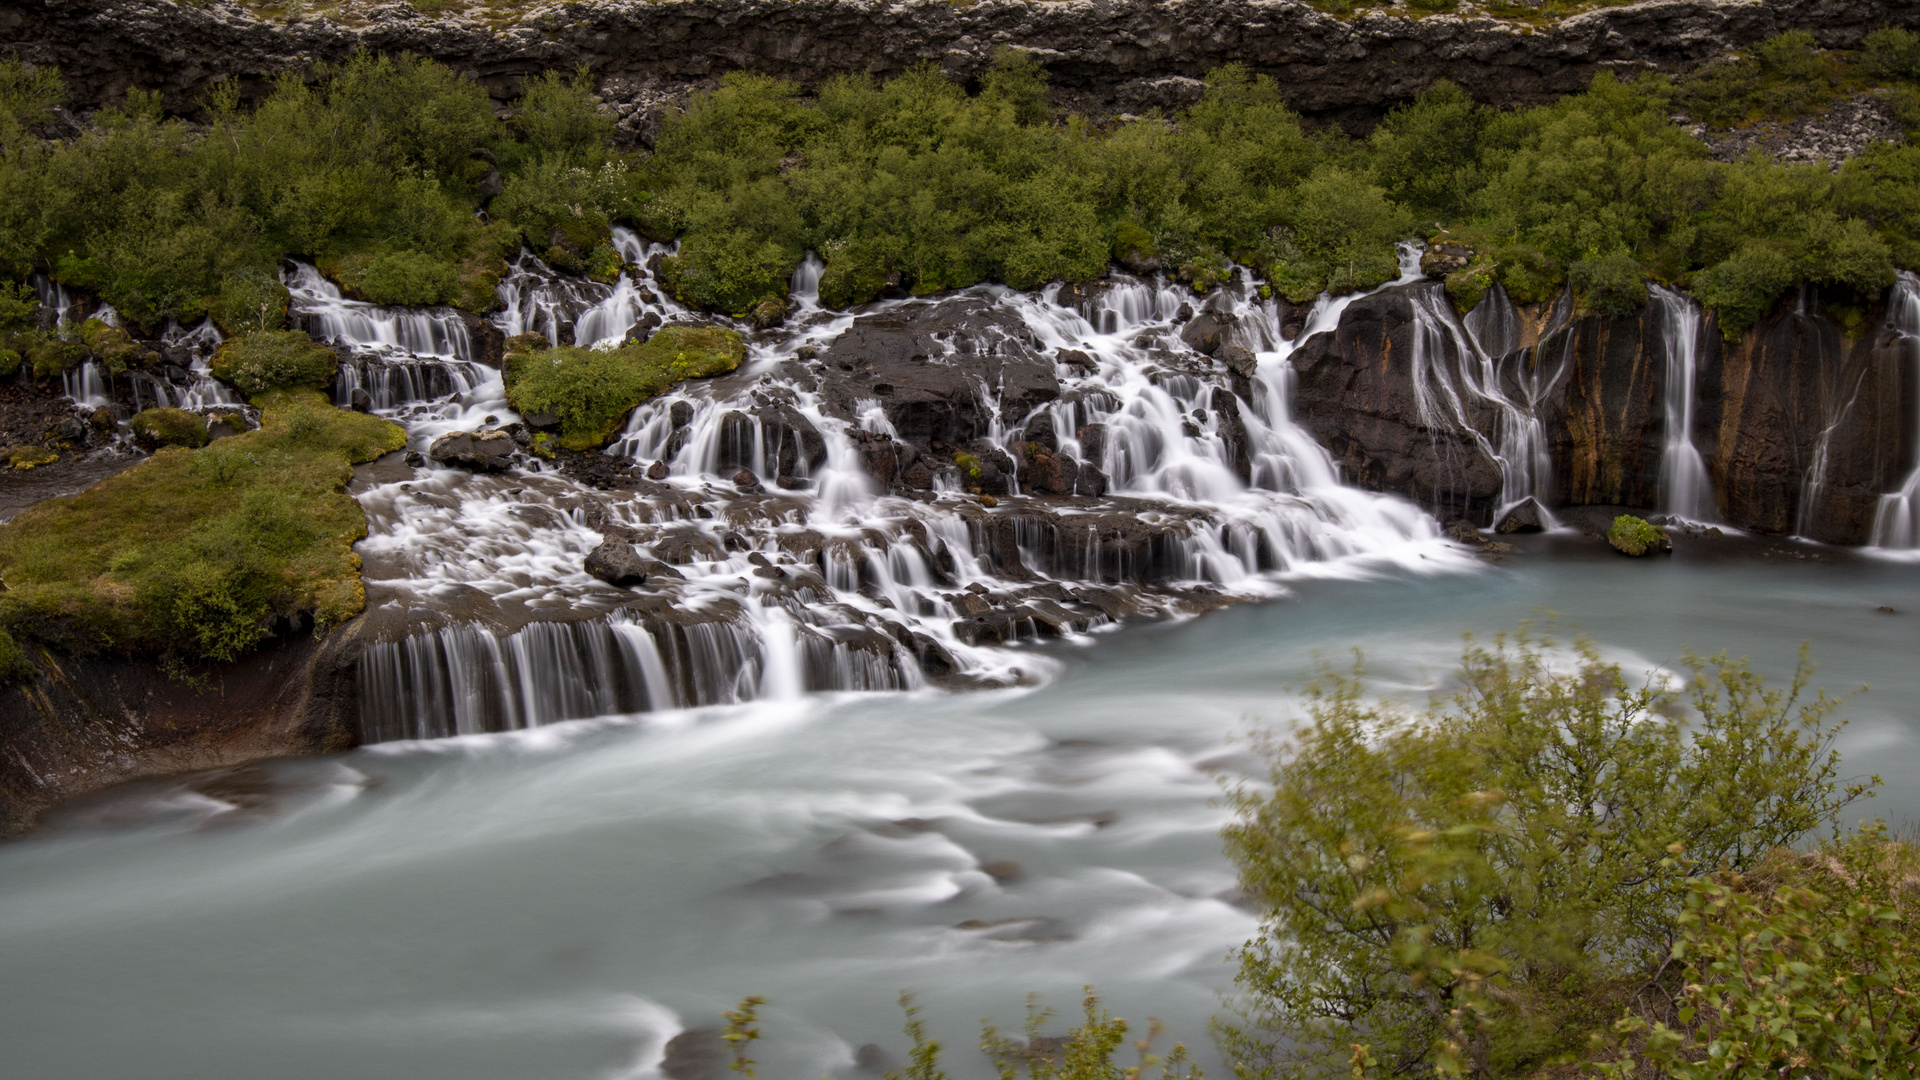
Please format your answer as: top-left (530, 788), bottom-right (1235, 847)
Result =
top-left (0, 391), bottom-right (405, 669)
top-left (503, 325), bottom-right (746, 450)
top-left (210, 331), bottom-right (339, 398)
top-left (1607, 514), bottom-right (1672, 556)
top-left (130, 408), bottom-right (211, 450)
top-left (6, 446), bottom-right (59, 469)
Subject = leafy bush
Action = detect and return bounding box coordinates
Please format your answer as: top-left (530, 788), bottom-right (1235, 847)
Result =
top-left (1862, 27), bottom-right (1920, 82)
top-left (130, 407), bottom-right (210, 450)
top-left (1219, 630), bottom-right (1869, 1079)
top-left (0, 391), bottom-right (403, 666)
top-left (503, 325), bottom-right (745, 448)
top-left (209, 268), bottom-right (288, 335)
top-left (1599, 827), bottom-right (1920, 1080)
top-left (210, 330), bottom-right (337, 397)
top-left (1608, 513), bottom-right (1669, 555)
top-left (1571, 250), bottom-right (1649, 314)
top-left (332, 248), bottom-right (461, 306)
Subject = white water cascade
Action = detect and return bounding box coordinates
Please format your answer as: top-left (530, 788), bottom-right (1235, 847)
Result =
top-left (1399, 249), bottom-right (1559, 523)
top-left (289, 230), bottom-right (1472, 741)
top-left (1652, 285), bottom-right (1716, 521)
top-left (1869, 271), bottom-right (1920, 549)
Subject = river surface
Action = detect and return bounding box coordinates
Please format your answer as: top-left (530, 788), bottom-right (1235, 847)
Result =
top-left (3, 538), bottom-right (1917, 1080)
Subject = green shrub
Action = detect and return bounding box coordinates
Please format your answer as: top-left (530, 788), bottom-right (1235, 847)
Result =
top-left (1220, 630), bottom-right (1869, 1079)
top-left (584, 242), bottom-right (623, 284)
top-left (503, 324), bottom-right (745, 448)
top-left (0, 348), bottom-right (18, 378)
top-left (658, 230), bottom-right (800, 314)
top-left (332, 248), bottom-right (461, 307)
top-left (0, 391), bottom-right (404, 665)
top-left (130, 407), bottom-right (210, 450)
top-left (209, 330), bottom-right (337, 397)
top-left (1570, 250), bottom-right (1648, 314)
top-left (209, 268), bottom-right (288, 335)
top-left (28, 335), bottom-right (85, 378)
top-left (1607, 513), bottom-right (1669, 555)
top-left (1599, 827), bottom-right (1920, 1080)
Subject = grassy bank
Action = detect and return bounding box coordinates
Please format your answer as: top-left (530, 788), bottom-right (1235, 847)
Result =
top-left (0, 392), bottom-right (405, 676)
top-left (502, 325), bottom-right (747, 449)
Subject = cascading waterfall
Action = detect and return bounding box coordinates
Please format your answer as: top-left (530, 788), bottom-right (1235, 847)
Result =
top-left (321, 232), bottom-right (1469, 741)
top-left (1652, 285), bottom-right (1716, 521)
top-left (1869, 271), bottom-right (1920, 549)
top-left (1399, 248), bottom-right (1556, 522)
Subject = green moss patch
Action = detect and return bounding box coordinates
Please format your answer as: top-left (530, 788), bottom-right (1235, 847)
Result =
top-left (1607, 514), bottom-right (1670, 556)
top-left (0, 391), bottom-right (405, 669)
top-left (210, 331), bottom-right (338, 398)
top-left (130, 408), bottom-right (211, 450)
top-left (502, 325), bottom-right (746, 450)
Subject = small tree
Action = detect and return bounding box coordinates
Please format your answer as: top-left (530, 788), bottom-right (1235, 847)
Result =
top-left (1218, 629), bottom-right (1873, 1079)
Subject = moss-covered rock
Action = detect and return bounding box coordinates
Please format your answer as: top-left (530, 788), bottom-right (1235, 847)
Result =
top-left (0, 391), bottom-right (405, 666)
top-left (6, 445), bottom-right (58, 469)
top-left (78, 319), bottom-right (144, 374)
top-left (1112, 221), bottom-right (1160, 274)
top-left (503, 325), bottom-right (746, 449)
top-left (210, 331), bottom-right (338, 398)
top-left (130, 408), bottom-right (211, 450)
top-left (585, 243), bottom-right (624, 284)
top-left (28, 336), bottom-right (86, 378)
top-left (1607, 514), bottom-right (1671, 556)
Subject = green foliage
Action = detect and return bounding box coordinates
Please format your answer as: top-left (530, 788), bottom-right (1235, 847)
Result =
top-left (511, 66), bottom-right (616, 164)
top-left (0, 391), bottom-right (403, 666)
top-left (502, 324), bottom-right (745, 448)
top-left (1679, 31), bottom-right (1836, 127)
top-left (1863, 27), bottom-right (1920, 82)
top-left (210, 268), bottom-right (288, 335)
top-left (130, 408), bottom-right (211, 450)
top-left (0, 627), bottom-right (32, 685)
top-left (210, 330), bottom-right (338, 398)
top-left (721, 995), bottom-right (764, 1077)
top-left (332, 248), bottom-right (461, 306)
top-left (1599, 827), bottom-right (1920, 1079)
top-left (1219, 630), bottom-right (1870, 1079)
top-left (1571, 250), bottom-right (1649, 314)
top-left (1608, 513), bottom-right (1669, 555)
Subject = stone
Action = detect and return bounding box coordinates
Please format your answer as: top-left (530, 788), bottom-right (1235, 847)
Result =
top-left (583, 540), bottom-right (652, 586)
top-left (646, 460), bottom-right (669, 480)
top-left (660, 1028), bottom-right (725, 1080)
top-left (349, 387), bottom-right (372, 413)
top-left (1179, 310), bottom-right (1234, 355)
top-left (1217, 343), bottom-right (1258, 379)
top-left (403, 450), bottom-right (425, 467)
top-left (980, 860), bottom-right (1022, 882)
top-left (428, 428), bottom-right (516, 472)
top-left (522, 411), bottom-right (559, 430)
top-left (1495, 497), bottom-right (1548, 534)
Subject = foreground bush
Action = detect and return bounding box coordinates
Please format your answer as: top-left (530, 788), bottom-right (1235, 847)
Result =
top-left (503, 325), bottom-right (745, 449)
top-left (1219, 630), bottom-right (1871, 1079)
top-left (0, 391), bottom-right (405, 671)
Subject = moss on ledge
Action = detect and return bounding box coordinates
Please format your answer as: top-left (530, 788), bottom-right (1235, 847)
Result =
top-left (0, 391), bottom-right (405, 673)
top-left (502, 325), bottom-right (746, 449)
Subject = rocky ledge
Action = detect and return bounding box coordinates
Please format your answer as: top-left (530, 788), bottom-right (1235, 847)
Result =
top-left (5, 0), bottom-right (1917, 128)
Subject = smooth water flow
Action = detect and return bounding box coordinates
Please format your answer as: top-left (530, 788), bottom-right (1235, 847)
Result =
top-left (1653, 285), bottom-right (1715, 521)
top-left (1870, 271), bottom-right (1920, 549)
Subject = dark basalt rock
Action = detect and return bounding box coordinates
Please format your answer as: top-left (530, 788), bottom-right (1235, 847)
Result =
top-left (584, 540), bottom-right (655, 586)
top-left (1289, 282), bottom-right (1504, 523)
top-left (1495, 496), bottom-right (1548, 534)
top-left (12, 0), bottom-right (1913, 132)
top-left (1537, 308), bottom-right (1667, 511)
top-left (428, 428), bottom-right (516, 472)
top-left (813, 298), bottom-right (1059, 451)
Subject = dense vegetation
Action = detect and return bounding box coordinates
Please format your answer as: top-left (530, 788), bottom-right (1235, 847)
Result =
top-left (1220, 631), bottom-right (1904, 1079)
top-left (502, 324), bottom-right (747, 449)
top-left (0, 392), bottom-right (404, 676)
top-left (2, 29), bottom-right (1919, 355)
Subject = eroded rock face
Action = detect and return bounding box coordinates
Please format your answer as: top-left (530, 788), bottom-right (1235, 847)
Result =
top-left (809, 297), bottom-right (1059, 451)
top-left (1536, 309), bottom-right (1668, 511)
top-left (7, 0), bottom-right (1914, 126)
top-left (1289, 283), bottom-right (1505, 523)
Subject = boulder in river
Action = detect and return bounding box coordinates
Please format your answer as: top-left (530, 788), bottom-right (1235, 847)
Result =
top-left (1495, 497), bottom-right (1548, 534)
top-left (428, 428), bottom-right (516, 472)
top-left (584, 540), bottom-right (654, 586)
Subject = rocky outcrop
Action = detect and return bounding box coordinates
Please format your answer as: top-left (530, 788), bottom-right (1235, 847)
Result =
top-left (1289, 282), bottom-right (1505, 523)
top-left (5, 0), bottom-right (1916, 126)
top-left (0, 623), bottom-right (362, 835)
top-left (1536, 308), bottom-right (1667, 510)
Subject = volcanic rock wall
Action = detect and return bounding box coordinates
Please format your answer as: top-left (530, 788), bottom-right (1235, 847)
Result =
top-left (5, 0), bottom-right (1918, 124)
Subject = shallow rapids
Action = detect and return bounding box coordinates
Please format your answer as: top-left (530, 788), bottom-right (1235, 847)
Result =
top-left (3, 543), bottom-right (1918, 1080)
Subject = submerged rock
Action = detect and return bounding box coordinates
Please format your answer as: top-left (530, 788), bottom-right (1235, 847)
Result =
top-left (1495, 497), bottom-right (1548, 534)
top-left (583, 540), bottom-right (654, 586)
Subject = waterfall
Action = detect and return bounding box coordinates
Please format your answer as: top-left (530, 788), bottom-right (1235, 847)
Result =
top-left (1869, 272), bottom-right (1920, 549)
top-left (341, 239), bottom-right (1472, 742)
top-left (1652, 286), bottom-right (1715, 521)
top-left (1400, 257), bottom-right (1556, 521)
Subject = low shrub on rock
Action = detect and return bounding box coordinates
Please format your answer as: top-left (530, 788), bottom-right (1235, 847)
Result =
top-left (503, 325), bottom-right (745, 449)
top-left (129, 408), bottom-right (210, 450)
top-left (1608, 513), bottom-right (1670, 555)
top-left (210, 331), bottom-right (337, 398)
top-left (0, 391), bottom-right (404, 668)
